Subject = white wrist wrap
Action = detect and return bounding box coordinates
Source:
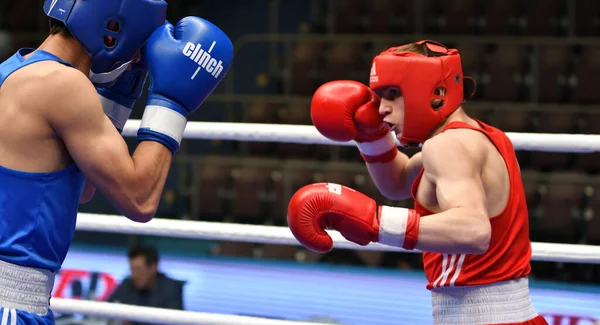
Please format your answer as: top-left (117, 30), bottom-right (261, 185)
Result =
top-left (99, 95), bottom-right (132, 131)
top-left (140, 105), bottom-right (187, 145)
top-left (356, 132), bottom-right (397, 156)
top-left (378, 206), bottom-right (409, 248)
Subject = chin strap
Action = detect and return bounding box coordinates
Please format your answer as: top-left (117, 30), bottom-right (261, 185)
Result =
top-left (89, 60), bottom-right (131, 85)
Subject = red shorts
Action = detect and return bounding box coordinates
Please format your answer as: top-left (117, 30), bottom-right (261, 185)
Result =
top-left (493, 315), bottom-right (548, 325)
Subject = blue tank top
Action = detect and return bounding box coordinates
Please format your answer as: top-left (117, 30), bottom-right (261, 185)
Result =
top-left (0, 49), bottom-right (87, 272)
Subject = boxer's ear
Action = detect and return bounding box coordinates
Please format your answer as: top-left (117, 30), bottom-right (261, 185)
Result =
top-left (463, 76), bottom-right (476, 102)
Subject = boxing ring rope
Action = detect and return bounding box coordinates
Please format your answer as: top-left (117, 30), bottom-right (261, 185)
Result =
top-left (49, 298), bottom-right (331, 325)
top-left (122, 120), bottom-right (600, 152)
top-left (60, 119), bottom-right (600, 324)
top-left (75, 213), bottom-right (600, 264)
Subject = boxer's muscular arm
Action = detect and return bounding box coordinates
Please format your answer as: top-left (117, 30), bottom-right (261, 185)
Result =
top-left (366, 151), bottom-right (422, 200)
top-left (415, 130), bottom-right (492, 254)
top-left (47, 69), bottom-right (171, 222)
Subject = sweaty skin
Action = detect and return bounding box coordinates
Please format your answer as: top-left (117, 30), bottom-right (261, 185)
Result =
top-left (0, 34), bottom-right (173, 222)
top-left (365, 96), bottom-right (509, 254)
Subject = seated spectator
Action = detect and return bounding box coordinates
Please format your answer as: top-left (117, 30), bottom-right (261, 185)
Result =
top-left (109, 246), bottom-right (184, 325)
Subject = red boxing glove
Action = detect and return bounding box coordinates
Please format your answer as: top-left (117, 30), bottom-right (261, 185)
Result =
top-left (287, 183), bottom-right (420, 253)
top-left (310, 80), bottom-right (399, 163)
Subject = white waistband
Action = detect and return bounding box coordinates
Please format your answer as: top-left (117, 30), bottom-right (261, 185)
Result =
top-left (430, 277), bottom-right (538, 325)
top-left (0, 259), bottom-right (54, 315)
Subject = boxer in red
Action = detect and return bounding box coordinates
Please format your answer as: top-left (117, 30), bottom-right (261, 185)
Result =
top-left (287, 41), bottom-right (548, 325)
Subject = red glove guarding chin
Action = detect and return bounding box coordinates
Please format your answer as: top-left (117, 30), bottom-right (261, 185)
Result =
top-left (287, 183), bottom-right (420, 253)
top-left (310, 80), bottom-right (399, 163)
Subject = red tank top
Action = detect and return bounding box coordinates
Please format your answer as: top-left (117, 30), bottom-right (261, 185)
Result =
top-left (411, 120), bottom-right (532, 290)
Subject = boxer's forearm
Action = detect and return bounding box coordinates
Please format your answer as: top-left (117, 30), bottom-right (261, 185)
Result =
top-left (414, 208), bottom-right (491, 254)
top-left (366, 151), bottom-right (419, 200)
top-left (366, 155), bottom-right (408, 199)
top-left (46, 62), bottom-right (172, 223)
top-left (117, 141), bottom-right (173, 221)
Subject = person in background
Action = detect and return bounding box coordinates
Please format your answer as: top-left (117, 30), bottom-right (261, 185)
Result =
top-left (109, 246), bottom-right (184, 325)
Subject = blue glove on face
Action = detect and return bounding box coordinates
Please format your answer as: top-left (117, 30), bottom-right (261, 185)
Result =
top-left (137, 17), bottom-right (234, 153)
top-left (97, 55), bottom-right (149, 132)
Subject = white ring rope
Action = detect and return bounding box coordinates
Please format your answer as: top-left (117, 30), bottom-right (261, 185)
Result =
top-left (50, 298), bottom-right (332, 325)
top-left (76, 213), bottom-right (600, 264)
top-left (122, 120), bottom-right (600, 153)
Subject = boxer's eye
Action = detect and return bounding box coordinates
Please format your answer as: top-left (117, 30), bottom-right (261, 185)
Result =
top-left (386, 88), bottom-right (401, 100)
top-left (376, 87), bottom-right (402, 101)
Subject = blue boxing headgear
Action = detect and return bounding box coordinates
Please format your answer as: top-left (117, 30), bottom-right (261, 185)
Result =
top-left (43, 0), bottom-right (168, 84)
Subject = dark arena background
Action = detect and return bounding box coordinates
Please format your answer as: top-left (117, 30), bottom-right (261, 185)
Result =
top-left (1, 1), bottom-right (599, 324)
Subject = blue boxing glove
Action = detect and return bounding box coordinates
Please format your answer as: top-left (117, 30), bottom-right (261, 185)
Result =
top-left (97, 55), bottom-right (149, 133)
top-left (137, 17), bottom-right (233, 153)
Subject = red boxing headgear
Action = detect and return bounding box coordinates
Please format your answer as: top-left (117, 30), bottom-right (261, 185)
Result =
top-left (369, 40), bottom-right (475, 147)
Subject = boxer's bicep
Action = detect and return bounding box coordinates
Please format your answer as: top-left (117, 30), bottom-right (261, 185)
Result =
top-left (44, 72), bottom-right (139, 209)
top-left (46, 76), bottom-right (133, 174)
top-left (416, 133), bottom-right (491, 254)
top-left (426, 139), bottom-right (487, 216)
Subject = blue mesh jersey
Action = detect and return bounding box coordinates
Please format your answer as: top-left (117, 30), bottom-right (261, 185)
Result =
top-left (0, 49), bottom-right (87, 272)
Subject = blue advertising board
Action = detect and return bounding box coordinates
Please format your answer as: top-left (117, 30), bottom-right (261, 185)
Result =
top-left (54, 246), bottom-right (600, 325)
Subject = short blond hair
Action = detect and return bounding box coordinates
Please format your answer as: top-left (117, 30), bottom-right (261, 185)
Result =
top-left (393, 43), bottom-right (427, 55)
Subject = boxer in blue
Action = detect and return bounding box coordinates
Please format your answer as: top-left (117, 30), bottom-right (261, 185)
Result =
top-left (0, 1), bottom-right (234, 324)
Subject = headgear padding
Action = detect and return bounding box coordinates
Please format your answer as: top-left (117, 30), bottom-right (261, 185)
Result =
top-left (370, 40), bottom-right (475, 147)
top-left (44, 0), bottom-right (168, 84)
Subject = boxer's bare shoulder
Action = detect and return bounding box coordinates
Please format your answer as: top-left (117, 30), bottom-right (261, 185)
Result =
top-left (2, 61), bottom-right (98, 118)
top-left (42, 69), bottom-right (108, 132)
top-left (422, 128), bottom-right (488, 172)
top-left (38, 65), bottom-right (98, 115)
top-left (0, 62), bottom-right (100, 173)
